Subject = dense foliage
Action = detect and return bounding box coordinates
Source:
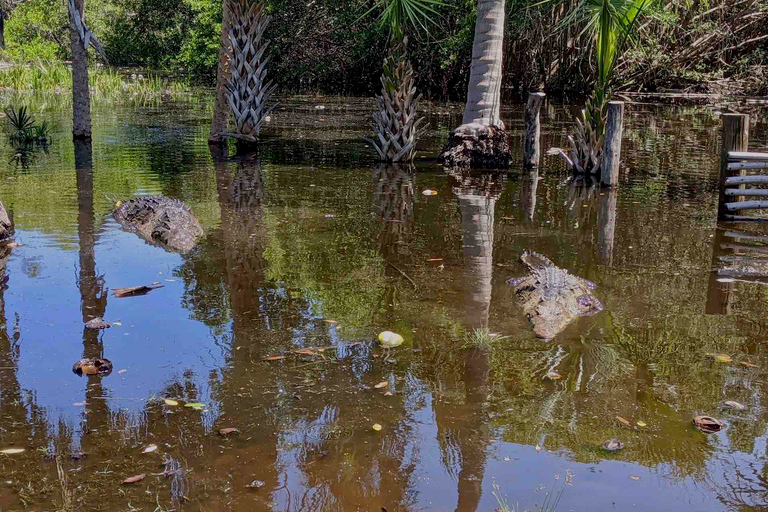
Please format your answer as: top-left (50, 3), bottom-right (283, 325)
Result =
top-left (0, 0), bottom-right (766, 99)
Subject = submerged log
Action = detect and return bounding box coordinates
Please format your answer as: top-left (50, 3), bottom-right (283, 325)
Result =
top-left (113, 196), bottom-right (203, 254)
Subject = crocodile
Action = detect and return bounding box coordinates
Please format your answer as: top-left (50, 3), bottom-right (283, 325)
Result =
top-left (113, 196), bottom-right (203, 254)
top-left (507, 251), bottom-right (603, 339)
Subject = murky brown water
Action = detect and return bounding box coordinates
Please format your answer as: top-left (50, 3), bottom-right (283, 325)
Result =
top-left (0, 94), bottom-right (768, 511)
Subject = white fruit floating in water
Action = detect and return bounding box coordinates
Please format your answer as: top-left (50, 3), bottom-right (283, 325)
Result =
top-left (378, 331), bottom-right (404, 348)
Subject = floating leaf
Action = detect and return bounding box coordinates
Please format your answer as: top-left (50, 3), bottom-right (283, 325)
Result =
top-left (117, 369), bottom-right (127, 374)
top-left (636, 421), bottom-right (647, 427)
top-left (427, 258), bottom-right (443, 262)
top-left (374, 381), bottom-right (389, 389)
top-left (122, 474), bottom-right (145, 485)
top-left (535, 444), bottom-right (542, 452)
top-left (693, 415), bottom-right (725, 433)
top-left (616, 416), bottom-right (631, 427)
top-left (0, 448), bottom-right (25, 454)
top-left (73, 402), bottom-right (86, 407)
top-left (219, 428), bottom-right (240, 435)
top-left (545, 371), bottom-right (562, 381)
top-left (247, 479), bottom-right (265, 489)
top-left (741, 361), bottom-right (758, 368)
top-left (294, 348), bottom-right (316, 356)
top-left (142, 444), bottom-right (157, 454)
top-left (164, 399), bottom-right (178, 406)
top-left (184, 403), bottom-right (204, 410)
top-left (324, 320), bottom-right (338, 324)
top-left (263, 355), bottom-right (285, 361)
top-left (629, 475), bottom-right (641, 481)
top-left (372, 423), bottom-right (383, 431)
top-left (714, 354), bottom-right (732, 363)
top-left (384, 391), bottom-right (393, 396)
top-left (378, 331), bottom-right (404, 348)
top-left (422, 189), bottom-right (437, 196)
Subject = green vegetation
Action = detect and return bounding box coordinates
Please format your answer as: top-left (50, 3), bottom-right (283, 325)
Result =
top-left (1, 0), bottom-right (764, 100)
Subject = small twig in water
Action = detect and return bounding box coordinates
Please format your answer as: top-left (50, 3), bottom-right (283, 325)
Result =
top-left (385, 260), bottom-right (416, 289)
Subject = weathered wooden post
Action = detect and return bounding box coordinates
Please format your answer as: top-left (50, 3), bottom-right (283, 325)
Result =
top-left (523, 92), bottom-right (546, 168)
top-left (601, 101), bottom-right (624, 187)
top-left (718, 113), bottom-right (750, 220)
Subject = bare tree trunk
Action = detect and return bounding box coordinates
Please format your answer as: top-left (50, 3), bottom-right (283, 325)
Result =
top-left (210, 0), bottom-right (232, 145)
top-left (69, 0), bottom-right (91, 140)
top-left (438, 0), bottom-right (511, 168)
top-left (461, 0), bottom-right (506, 130)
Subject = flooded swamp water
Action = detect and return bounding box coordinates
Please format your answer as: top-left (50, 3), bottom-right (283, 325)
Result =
top-left (0, 95), bottom-right (767, 511)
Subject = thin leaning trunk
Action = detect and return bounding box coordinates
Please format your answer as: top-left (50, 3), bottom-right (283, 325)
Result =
top-left (461, 0), bottom-right (506, 129)
top-left (68, 0), bottom-right (91, 140)
top-left (210, 0), bottom-right (232, 144)
top-left (439, 0), bottom-right (511, 168)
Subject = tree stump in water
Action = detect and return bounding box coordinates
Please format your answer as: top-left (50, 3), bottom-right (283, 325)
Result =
top-left (438, 124), bottom-right (513, 169)
top-left (0, 200), bottom-right (13, 241)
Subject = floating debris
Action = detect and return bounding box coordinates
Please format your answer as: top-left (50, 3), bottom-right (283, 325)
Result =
top-left (72, 358), bottom-right (113, 376)
top-left (372, 423), bottom-right (383, 431)
top-left (722, 400), bottom-right (747, 411)
top-left (164, 399), bottom-right (179, 406)
top-left (545, 371), bottom-right (562, 381)
top-left (84, 317), bottom-right (111, 329)
top-left (0, 448), bottom-right (25, 454)
top-left (219, 428), bottom-right (240, 436)
top-left (616, 416), bottom-right (631, 427)
top-left (602, 439), bottom-right (624, 452)
top-left (142, 444), bottom-right (158, 454)
top-left (378, 331), bottom-right (404, 348)
top-left (636, 421), bottom-right (647, 427)
top-left (693, 415), bottom-right (725, 433)
top-left (263, 355), bottom-right (285, 361)
top-left (422, 189), bottom-right (437, 196)
top-left (113, 284), bottom-right (164, 298)
top-left (184, 403), bottom-right (204, 411)
top-left (247, 480), bottom-right (265, 489)
top-left (741, 361), bottom-right (758, 368)
top-left (122, 474), bottom-right (145, 485)
top-left (374, 381), bottom-right (389, 389)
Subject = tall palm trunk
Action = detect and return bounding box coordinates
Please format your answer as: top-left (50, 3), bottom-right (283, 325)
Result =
top-left (462, 0), bottom-right (505, 129)
top-left (69, 0), bottom-right (91, 140)
top-left (210, 0), bottom-right (232, 145)
top-left (439, 0), bottom-right (511, 168)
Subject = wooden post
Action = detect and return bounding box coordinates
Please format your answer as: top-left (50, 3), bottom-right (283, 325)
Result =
top-left (523, 92), bottom-right (546, 168)
top-left (601, 101), bottom-right (624, 187)
top-left (718, 113), bottom-right (749, 220)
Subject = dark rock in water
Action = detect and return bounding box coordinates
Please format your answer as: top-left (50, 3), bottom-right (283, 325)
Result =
top-left (0, 200), bottom-right (13, 241)
top-left (85, 317), bottom-right (111, 329)
top-left (113, 196), bottom-right (203, 254)
top-left (439, 125), bottom-right (513, 168)
top-left (72, 358), bottom-right (113, 376)
top-left (506, 250), bottom-right (603, 339)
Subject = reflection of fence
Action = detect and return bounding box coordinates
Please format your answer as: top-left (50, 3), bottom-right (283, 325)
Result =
top-left (718, 113), bottom-right (768, 220)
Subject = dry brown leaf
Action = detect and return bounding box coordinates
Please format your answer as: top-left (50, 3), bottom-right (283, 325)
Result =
top-left (741, 361), bottom-right (758, 368)
top-left (122, 474), bottom-right (145, 485)
top-left (294, 348), bottom-right (316, 356)
top-left (219, 428), bottom-right (240, 435)
top-left (629, 475), bottom-right (641, 481)
top-left (374, 381), bottom-right (389, 389)
top-left (263, 355), bottom-right (285, 361)
top-left (616, 416), bottom-right (631, 427)
top-left (113, 284), bottom-right (164, 298)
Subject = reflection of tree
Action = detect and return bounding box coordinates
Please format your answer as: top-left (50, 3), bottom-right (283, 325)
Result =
top-left (431, 169), bottom-right (505, 511)
top-left (372, 164), bottom-right (414, 260)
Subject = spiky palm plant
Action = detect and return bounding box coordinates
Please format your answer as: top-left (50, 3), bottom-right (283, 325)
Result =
top-left (225, 0), bottom-right (277, 147)
top-left (363, 0), bottom-right (441, 162)
top-left (551, 0), bottom-right (652, 174)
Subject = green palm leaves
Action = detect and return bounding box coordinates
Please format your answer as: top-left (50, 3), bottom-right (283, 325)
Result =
top-left (361, 0), bottom-right (444, 40)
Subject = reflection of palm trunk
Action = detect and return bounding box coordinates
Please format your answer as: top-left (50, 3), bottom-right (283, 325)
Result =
top-left (456, 192), bottom-right (495, 329)
top-left (597, 188), bottom-right (617, 266)
top-left (372, 164), bottom-right (414, 261)
top-left (75, 139), bottom-right (109, 434)
top-left (0, 245), bottom-right (23, 420)
top-left (215, 156), bottom-right (266, 332)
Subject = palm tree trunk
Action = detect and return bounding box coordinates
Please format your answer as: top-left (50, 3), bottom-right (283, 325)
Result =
top-left (69, 0), bottom-right (91, 140)
top-left (438, 0), bottom-right (511, 168)
top-left (210, 0), bottom-right (232, 145)
top-left (462, 0), bottom-right (505, 129)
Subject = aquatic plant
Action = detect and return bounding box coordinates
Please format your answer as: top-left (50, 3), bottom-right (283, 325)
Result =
top-left (4, 105), bottom-right (50, 146)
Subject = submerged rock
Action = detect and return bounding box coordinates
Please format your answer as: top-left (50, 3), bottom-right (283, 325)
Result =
top-left (507, 251), bottom-right (603, 339)
top-left (113, 196), bottom-right (203, 254)
top-left (85, 317), bottom-right (111, 329)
